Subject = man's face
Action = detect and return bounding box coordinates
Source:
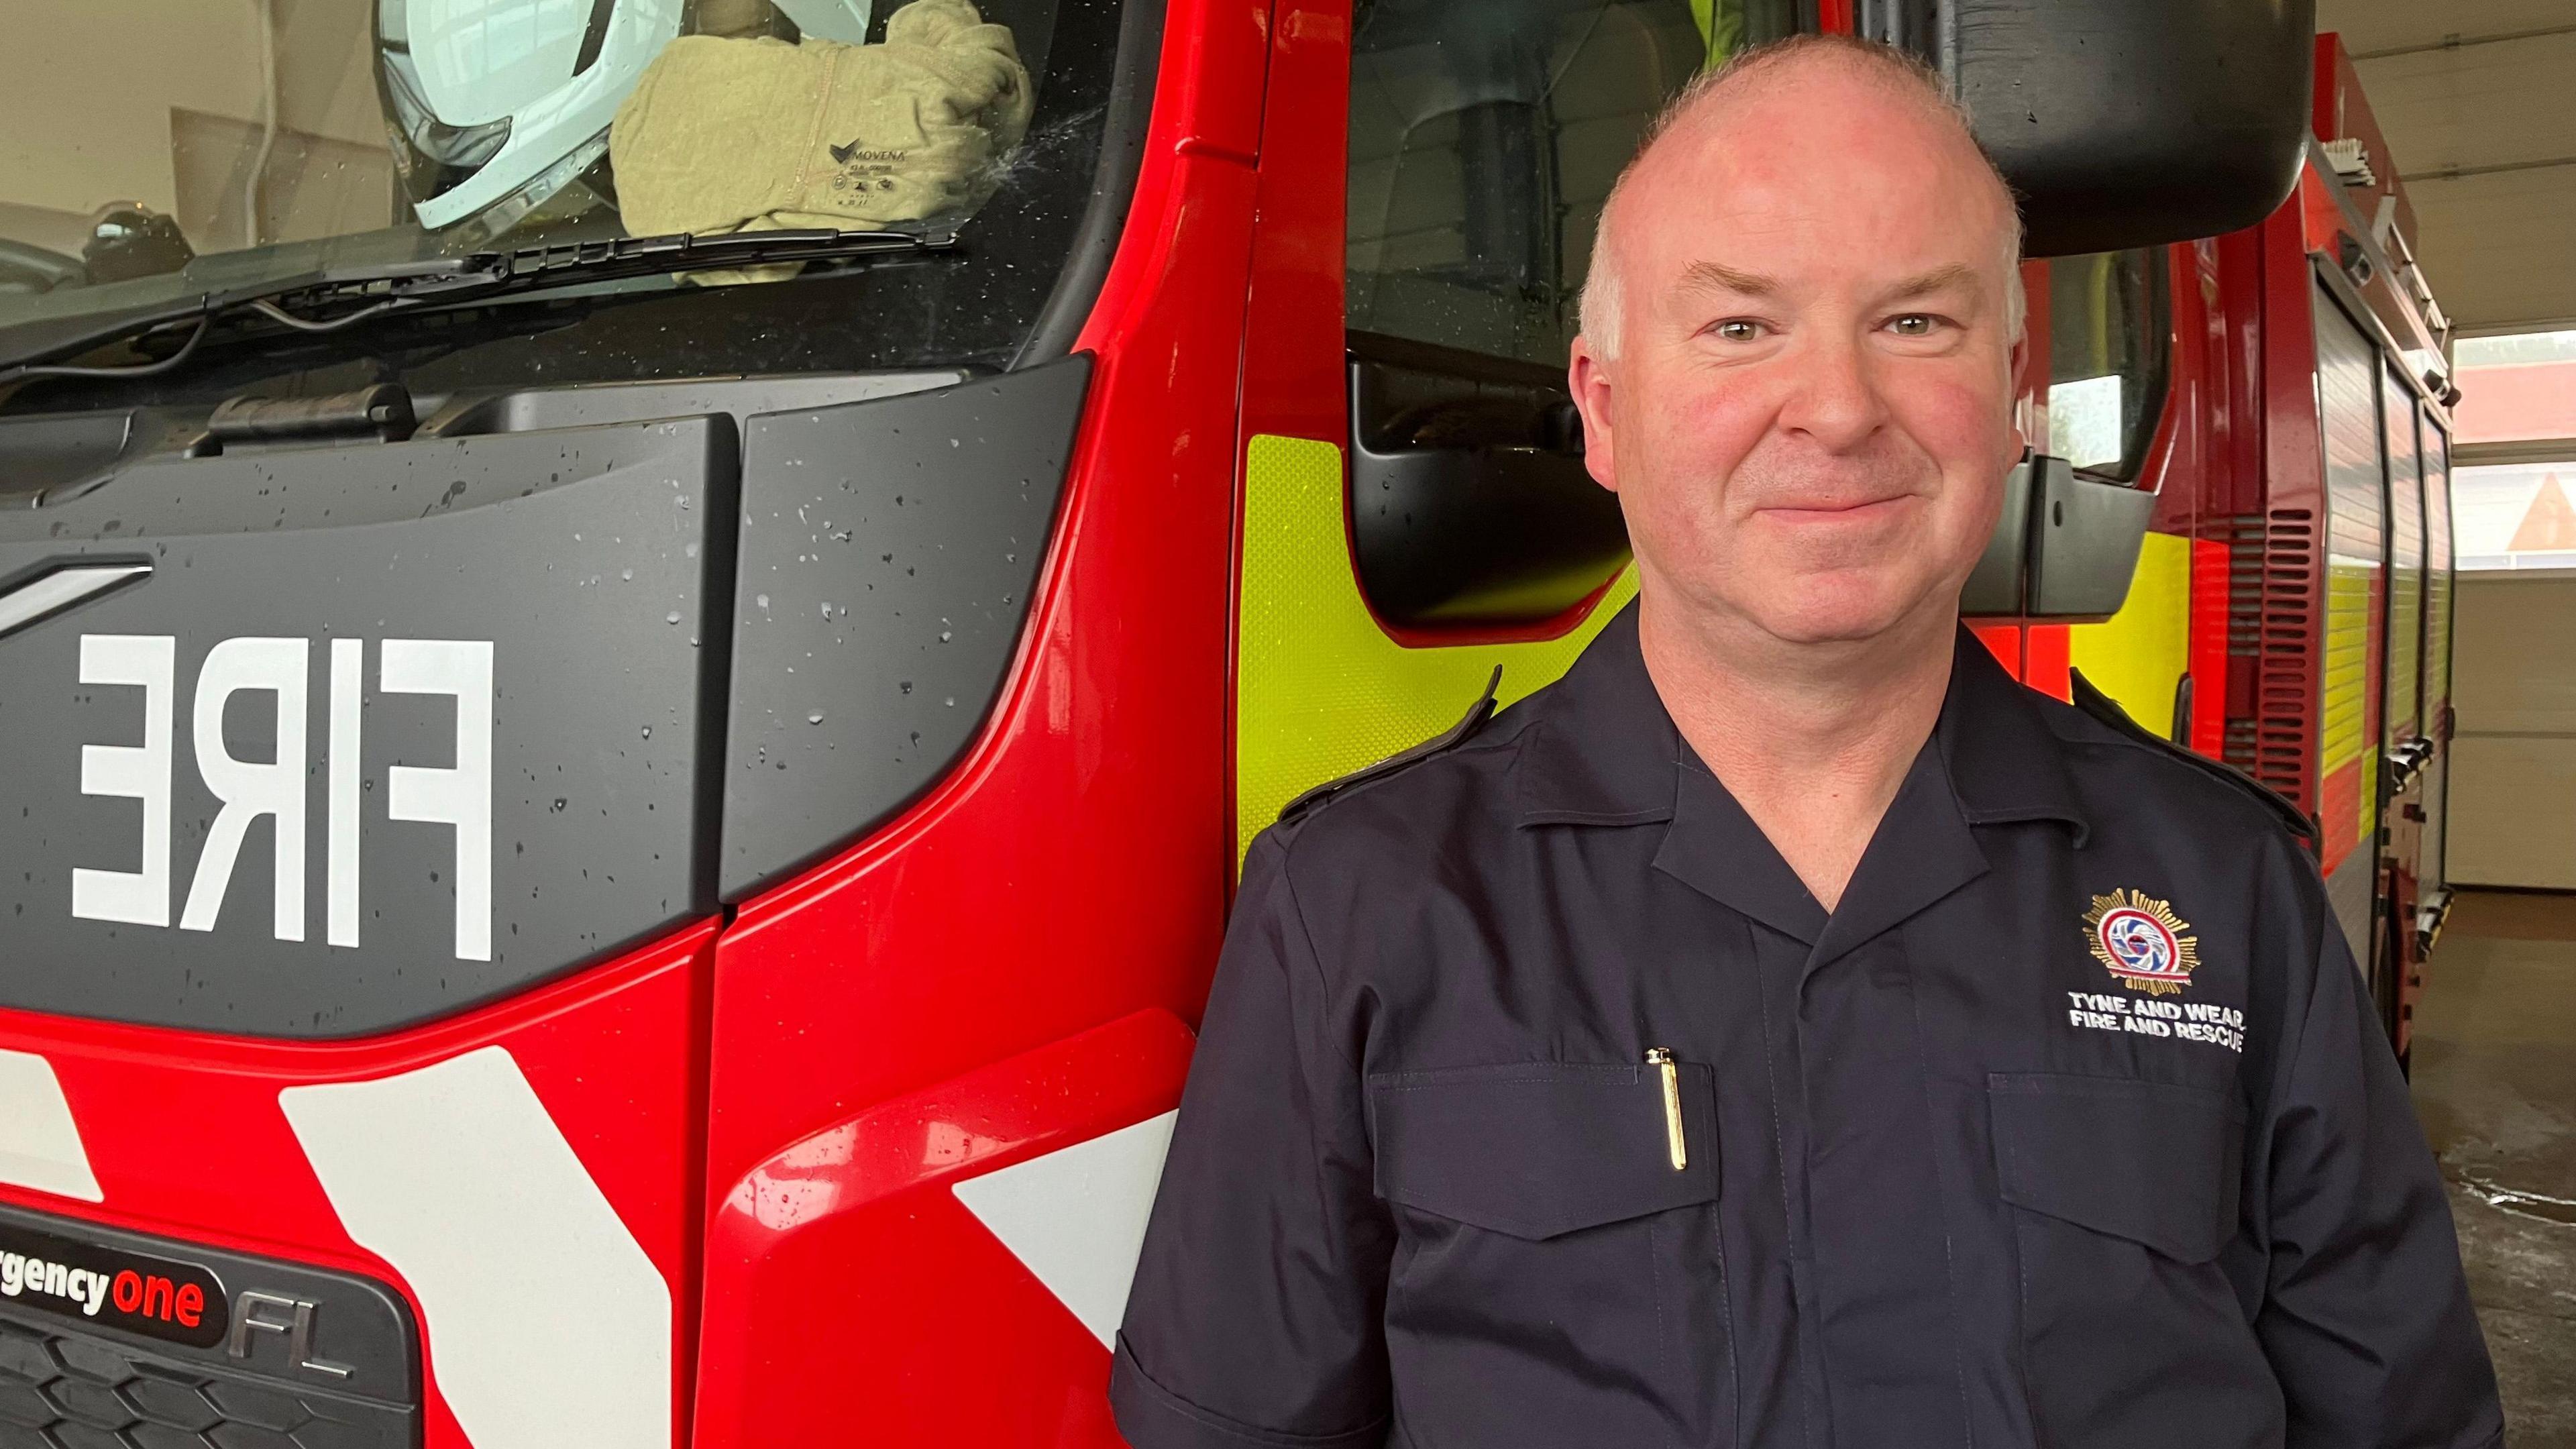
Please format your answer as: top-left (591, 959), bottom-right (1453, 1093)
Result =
top-left (1568, 63), bottom-right (2026, 648)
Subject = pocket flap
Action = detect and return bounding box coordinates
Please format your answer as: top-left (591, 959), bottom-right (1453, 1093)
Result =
top-left (1988, 1072), bottom-right (2243, 1264)
top-left (1368, 1061), bottom-right (1718, 1240)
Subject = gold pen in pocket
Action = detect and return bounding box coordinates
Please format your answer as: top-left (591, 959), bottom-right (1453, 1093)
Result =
top-left (1646, 1047), bottom-right (1686, 1171)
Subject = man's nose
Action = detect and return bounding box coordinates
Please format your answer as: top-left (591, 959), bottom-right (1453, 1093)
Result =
top-left (1774, 330), bottom-right (1889, 451)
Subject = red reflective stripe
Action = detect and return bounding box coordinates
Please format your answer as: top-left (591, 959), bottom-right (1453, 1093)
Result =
top-left (2189, 537), bottom-right (2231, 760)
top-left (2025, 625), bottom-right (2073, 702)
top-left (1970, 623), bottom-right (2022, 680)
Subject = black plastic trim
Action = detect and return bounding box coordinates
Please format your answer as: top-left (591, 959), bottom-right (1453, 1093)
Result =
top-left (0, 409), bottom-right (138, 499)
top-left (415, 370), bottom-right (967, 438)
top-left (573, 0), bottom-right (616, 74)
top-left (0, 417), bottom-right (739, 1037)
top-left (718, 354), bottom-right (1092, 900)
top-left (2027, 458), bottom-right (2157, 618)
top-left (0, 1199), bottom-right (418, 1430)
top-left (1960, 455), bottom-right (2035, 617)
top-left (1960, 453), bottom-right (2155, 622)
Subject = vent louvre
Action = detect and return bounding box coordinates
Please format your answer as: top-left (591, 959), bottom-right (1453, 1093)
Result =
top-left (2246, 505), bottom-right (2319, 802)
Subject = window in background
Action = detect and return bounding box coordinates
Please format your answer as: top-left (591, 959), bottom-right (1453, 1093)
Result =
top-left (2454, 461), bottom-right (2576, 571)
top-left (2455, 329), bottom-right (2576, 445)
top-left (2449, 328), bottom-right (2576, 571)
top-left (2045, 248), bottom-right (2171, 482)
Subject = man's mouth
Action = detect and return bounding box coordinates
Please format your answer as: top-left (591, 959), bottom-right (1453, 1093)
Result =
top-left (1760, 495), bottom-right (1914, 520)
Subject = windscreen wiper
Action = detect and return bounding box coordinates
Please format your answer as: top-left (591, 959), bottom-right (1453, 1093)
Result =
top-left (0, 229), bottom-right (947, 384)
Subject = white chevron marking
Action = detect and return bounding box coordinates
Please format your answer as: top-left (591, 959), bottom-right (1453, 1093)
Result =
top-left (951, 1111), bottom-right (1177, 1348)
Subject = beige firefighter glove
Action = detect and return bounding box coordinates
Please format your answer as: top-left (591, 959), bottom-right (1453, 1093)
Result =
top-left (608, 0), bottom-right (1033, 278)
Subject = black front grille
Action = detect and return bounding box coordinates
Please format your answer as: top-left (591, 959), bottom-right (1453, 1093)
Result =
top-left (0, 1204), bottom-right (417, 1449)
top-left (0, 1311), bottom-right (407, 1449)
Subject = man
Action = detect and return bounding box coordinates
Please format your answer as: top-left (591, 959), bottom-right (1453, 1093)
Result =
top-left (1111, 34), bottom-right (2501, 1449)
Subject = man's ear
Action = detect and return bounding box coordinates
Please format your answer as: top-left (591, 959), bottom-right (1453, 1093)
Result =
top-left (1567, 339), bottom-right (1619, 492)
top-left (2005, 323), bottom-right (2031, 462)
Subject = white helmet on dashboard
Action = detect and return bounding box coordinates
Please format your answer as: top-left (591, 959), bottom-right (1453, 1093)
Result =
top-left (374, 0), bottom-right (878, 237)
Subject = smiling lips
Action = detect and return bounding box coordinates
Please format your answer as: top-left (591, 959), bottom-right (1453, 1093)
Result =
top-left (1758, 494), bottom-right (1917, 521)
top-left (1735, 455), bottom-right (1934, 521)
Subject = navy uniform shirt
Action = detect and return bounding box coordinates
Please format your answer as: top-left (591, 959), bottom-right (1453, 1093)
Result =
top-left (1111, 606), bottom-right (2501, 1449)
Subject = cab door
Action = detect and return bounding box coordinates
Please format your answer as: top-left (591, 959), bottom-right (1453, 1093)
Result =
top-left (1232, 0), bottom-right (1801, 861)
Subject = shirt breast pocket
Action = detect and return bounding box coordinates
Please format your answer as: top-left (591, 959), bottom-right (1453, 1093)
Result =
top-left (1368, 1062), bottom-right (1729, 1448)
top-left (1988, 1071), bottom-right (2279, 1448)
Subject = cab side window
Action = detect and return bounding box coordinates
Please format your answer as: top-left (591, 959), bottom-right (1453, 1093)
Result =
top-left (2046, 248), bottom-right (2174, 483)
top-left (1340, 1), bottom-right (1800, 631)
top-left (1347, 0), bottom-right (1790, 368)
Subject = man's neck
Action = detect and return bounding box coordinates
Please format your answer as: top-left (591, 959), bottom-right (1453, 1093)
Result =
top-left (1638, 594), bottom-right (1958, 912)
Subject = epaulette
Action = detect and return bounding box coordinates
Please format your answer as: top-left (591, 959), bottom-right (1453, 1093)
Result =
top-left (1277, 666), bottom-right (1504, 824)
top-left (2069, 667), bottom-right (2317, 847)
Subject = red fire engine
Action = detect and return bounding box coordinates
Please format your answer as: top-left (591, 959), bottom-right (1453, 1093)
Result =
top-left (1967, 32), bottom-right (2459, 1065)
top-left (0, 1), bottom-right (2444, 1445)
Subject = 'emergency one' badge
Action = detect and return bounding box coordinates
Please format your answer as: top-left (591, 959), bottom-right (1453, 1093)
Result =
top-left (2084, 889), bottom-right (2200, 996)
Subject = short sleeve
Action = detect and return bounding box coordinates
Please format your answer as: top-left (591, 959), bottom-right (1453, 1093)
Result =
top-left (1110, 830), bottom-right (1394, 1449)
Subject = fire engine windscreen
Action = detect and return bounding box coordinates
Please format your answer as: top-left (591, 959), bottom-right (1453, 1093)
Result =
top-left (0, 0), bottom-right (1066, 323)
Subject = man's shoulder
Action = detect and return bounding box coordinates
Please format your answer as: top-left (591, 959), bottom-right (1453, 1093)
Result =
top-left (1258, 676), bottom-right (1545, 879)
top-left (2034, 671), bottom-right (2316, 853)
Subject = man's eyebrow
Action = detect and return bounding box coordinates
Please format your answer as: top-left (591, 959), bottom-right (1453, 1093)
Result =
top-left (1676, 260), bottom-right (1778, 298)
top-left (1882, 264), bottom-right (1984, 303)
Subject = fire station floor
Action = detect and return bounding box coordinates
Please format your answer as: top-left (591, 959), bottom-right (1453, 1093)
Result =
top-left (2412, 889), bottom-right (2576, 1446)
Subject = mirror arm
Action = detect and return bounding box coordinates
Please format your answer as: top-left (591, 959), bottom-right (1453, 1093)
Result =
top-left (1962, 453), bottom-right (2156, 623)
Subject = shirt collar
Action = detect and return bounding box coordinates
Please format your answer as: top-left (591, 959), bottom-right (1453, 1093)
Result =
top-left (1513, 607), bottom-right (2093, 957)
top-left (1508, 602), bottom-right (1680, 828)
top-left (1937, 627), bottom-right (2092, 847)
top-left (1510, 604), bottom-right (2092, 847)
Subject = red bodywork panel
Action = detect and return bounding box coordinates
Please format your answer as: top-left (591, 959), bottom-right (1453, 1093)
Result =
top-left (0, 2), bottom-right (1277, 1444)
top-left (0, 928), bottom-right (713, 1446)
top-left (2312, 34), bottom-right (2418, 265)
top-left (693, 0), bottom-right (1273, 1441)
top-left (2249, 183), bottom-right (2330, 822)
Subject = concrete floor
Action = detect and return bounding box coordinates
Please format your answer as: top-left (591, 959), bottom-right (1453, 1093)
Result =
top-left (2413, 890), bottom-right (2576, 1446)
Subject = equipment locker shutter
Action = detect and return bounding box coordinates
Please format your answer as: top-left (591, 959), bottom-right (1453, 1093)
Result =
top-left (2382, 364), bottom-right (2425, 745)
top-left (2311, 282), bottom-right (2385, 974)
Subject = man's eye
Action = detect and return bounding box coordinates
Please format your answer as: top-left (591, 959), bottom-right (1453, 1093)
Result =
top-left (1715, 319), bottom-right (1763, 342)
top-left (1887, 313), bottom-right (1941, 337)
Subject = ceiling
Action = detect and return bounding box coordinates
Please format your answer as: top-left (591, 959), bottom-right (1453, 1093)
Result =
top-left (2315, 0), bottom-right (2576, 335)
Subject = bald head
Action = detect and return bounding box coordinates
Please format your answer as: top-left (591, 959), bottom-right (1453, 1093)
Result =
top-left (1579, 36), bottom-right (2023, 361)
top-left (1560, 32), bottom-right (2032, 654)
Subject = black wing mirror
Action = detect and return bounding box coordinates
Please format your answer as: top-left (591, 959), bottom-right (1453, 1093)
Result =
top-left (1923, 0), bottom-right (2317, 256)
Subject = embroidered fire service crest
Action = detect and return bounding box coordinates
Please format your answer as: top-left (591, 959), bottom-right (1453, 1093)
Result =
top-left (2083, 889), bottom-right (2200, 996)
